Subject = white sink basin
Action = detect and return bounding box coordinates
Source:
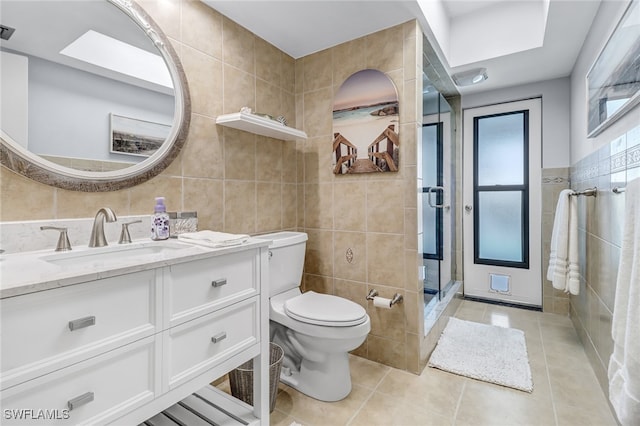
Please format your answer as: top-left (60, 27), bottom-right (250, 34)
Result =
top-left (42, 240), bottom-right (190, 267)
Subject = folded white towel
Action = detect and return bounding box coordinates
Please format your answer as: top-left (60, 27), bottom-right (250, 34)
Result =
top-left (547, 189), bottom-right (580, 294)
top-left (178, 230), bottom-right (250, 248)
top-left (608, 178), bottom-right (640, 426)
top-left (567, 193), bottom-right (580, 295)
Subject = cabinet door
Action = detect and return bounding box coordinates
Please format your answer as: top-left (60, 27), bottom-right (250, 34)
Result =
top-left (1, 336), bottom-right (159, 426)
top-left (164, 249), bottom-right (258, 327)
top-left (1, 270), bottom-right (159, 389)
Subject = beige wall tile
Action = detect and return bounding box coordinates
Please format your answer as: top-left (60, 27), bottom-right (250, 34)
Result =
top-left (181, 0), bottom-right (223, 59)
top-left (282, 183), bottom-right (297, 229)
top-left (365, 25), bottom-right (404, 72)
top-left (224, 180), bottom-right (256, 234)
top-left (281, 54), bottom-right (296, 95)
top-left (404, 208), bottom-right (417, 250)
top-left (401, 123), bottom-right (418, 167)
top-left (282, 140), bottom-right (297, 184)
top-left (129, 175), bottom-right (183, 215)
top-left (223, 65), bottom-right (256, 114)
top-left (255, 79), bottom-right (282, 119)
top-left (56, 188), bottom-right (130, 220)
top-left (222, 17), bottom-right (255, 74)
top-left (366, 232), bottom-right (405, 287)
top-left (183, 177), bottom-right (223, 231)
top-left (304, 183), bottom-right (333, 229)
top-left (303, 273), bottom-right (333, 294)
top-left (182, 114), bottom-right (224, 179)
top-left (281, 90), bottom-right (297, 129)
top-left (404, 249), bottom-right (421, 291)
top-left (334, 231), bottom-right (367, 282)
top-left (304, 228), bottom-right (333, 276)
top-left (304, 136), bottom-right (334, 183)
top-left (366, 180), bottom-right (404, 234)
top-left (404, 166), bottom-right (418, 208)
top-left (333, 181), bottom-right (366, 232)
top-left (333, 38), bottom-right (366, 88)
top-left (256, 182), bottom-right (282, 233)
top-left (255, 137), bottom-right (283, 182)
top-left (0, 168), bottom-right (55, 221)
top-left (335, 278), bottom-right (367, 309)
top-left (367, 335), bottom-right (406, 370)
top-left (255, 37), bottom-right (281, 86)
top-left (303, 49), bottom-right (333, 92)
top-left (303, 88), bottom-right (333, 138)
top-left (224, 128), bottom-right (256, 181)
top-left (180, 45), bottom-right (223, 117)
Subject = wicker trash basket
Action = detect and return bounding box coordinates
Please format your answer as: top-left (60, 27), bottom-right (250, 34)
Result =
top-left (228, 342), bottom-right (284, 413)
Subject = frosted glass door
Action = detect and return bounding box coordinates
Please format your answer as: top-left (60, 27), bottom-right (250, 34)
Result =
top-left (474, 111), bottom-right (529, 268)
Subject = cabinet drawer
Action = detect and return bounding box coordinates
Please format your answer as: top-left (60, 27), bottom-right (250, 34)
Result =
top-left (1, 270), bottom-right (158, 389)
top-left (164, 297), bottom-right (259, 390)
top-left (1, 336), bottom-right (158, 426)
top-left (165, 249), bottom-right (258, 326)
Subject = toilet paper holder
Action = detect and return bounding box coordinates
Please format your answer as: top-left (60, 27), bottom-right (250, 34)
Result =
top-left (366, 289), bottom-right (403, 307)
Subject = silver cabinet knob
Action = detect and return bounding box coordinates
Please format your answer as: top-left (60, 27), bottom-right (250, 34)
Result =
top-left (68, 316), bottom-right (96, 331)
top-left (211, 278), bottom-right (227, 288)
top-left (465, 205), bottom-right (473, 212)
top-left (67, 391), bottom-right (94, 410)
top-left (211, 332), bottom-right (227, 343)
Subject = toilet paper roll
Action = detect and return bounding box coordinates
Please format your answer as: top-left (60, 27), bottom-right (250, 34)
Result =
top-left (373, 296), bottom-right (392, 309)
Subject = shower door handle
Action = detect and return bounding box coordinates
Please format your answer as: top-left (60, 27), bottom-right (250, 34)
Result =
top-left (427, 186), bottom-right (446, 209)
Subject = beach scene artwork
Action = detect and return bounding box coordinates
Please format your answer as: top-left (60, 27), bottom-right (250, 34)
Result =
top-left (333, 69), bottom-right (399, 174)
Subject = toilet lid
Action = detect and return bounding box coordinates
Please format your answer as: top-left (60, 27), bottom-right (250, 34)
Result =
top-left (284, 291), bottom-right (367, 326)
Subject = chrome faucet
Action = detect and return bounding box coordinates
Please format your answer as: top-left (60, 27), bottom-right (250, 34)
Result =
top-left (89, 208), bottom-right (117, 247)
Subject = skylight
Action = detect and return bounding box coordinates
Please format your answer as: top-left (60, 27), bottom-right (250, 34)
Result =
top-left (60, 30), bottom-right (172, 89)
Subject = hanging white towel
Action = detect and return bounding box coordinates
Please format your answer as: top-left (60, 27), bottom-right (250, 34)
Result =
top-left (608, 178), bottom-right (640, 426)
top-left (547, 189), bottom-right (580, 294)
top-left (178, 230), bottom-right (250, 248)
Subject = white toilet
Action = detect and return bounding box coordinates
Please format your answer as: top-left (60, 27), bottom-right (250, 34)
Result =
top-left (259, 231), bottom-right (371, 402)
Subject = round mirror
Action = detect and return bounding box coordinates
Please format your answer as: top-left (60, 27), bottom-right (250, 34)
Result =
top-left (0, 0), bottom-right (190, 191)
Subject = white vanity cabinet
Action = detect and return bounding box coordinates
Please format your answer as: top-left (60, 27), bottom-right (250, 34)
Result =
top-left (0, 241), bottom-right (270, 426)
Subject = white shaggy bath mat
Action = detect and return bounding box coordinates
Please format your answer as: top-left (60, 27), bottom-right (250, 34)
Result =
top-left (428, 317), bottom-right (533, 392)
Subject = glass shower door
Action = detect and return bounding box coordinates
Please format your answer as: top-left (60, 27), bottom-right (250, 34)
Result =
top-left (421, 122), bottom-right (443, 307)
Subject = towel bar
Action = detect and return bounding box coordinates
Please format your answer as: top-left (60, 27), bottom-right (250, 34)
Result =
top-left (570, 187), bottom-right (597, 197)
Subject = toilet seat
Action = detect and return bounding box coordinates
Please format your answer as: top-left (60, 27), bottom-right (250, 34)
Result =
top-left (284, 291), bottom-right (367, 326)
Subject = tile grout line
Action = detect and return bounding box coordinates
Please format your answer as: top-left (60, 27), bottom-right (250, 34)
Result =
top-left (538, 317), bottom-right (560, 426)
top-left (345, 366), bottom-right (393, 426)
top-left (451, 379), bottom-right (467, 425)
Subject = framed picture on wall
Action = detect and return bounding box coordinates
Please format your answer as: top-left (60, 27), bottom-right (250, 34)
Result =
top-left (110, 113), bottom-right (171, 157)
top-left (586, 0), bottom-right (640, 138)
top-left (332, 69), bottom-right (400, 174)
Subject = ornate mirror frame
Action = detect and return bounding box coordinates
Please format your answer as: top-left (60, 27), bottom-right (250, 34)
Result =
top-left (0, 0), bottom-right (190, 192)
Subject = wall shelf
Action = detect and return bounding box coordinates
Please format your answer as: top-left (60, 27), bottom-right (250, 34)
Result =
top-left (216, 112), bottom-right (307, 140)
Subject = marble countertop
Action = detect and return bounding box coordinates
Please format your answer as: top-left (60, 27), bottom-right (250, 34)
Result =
top-left (0, 237), bottom-right (271, 299)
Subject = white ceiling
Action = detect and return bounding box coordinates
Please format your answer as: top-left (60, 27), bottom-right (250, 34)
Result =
top-left (203, 0), bottom-right (602, 95)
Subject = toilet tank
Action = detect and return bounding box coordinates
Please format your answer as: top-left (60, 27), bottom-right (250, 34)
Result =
top-left (257, 232), bottom-right (308, 297)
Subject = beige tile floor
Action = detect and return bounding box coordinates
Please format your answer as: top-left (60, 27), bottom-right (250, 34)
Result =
top-left (221, 300), bottom-right (619, 426)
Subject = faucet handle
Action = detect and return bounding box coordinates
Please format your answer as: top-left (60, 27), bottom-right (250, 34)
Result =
top-left (40, 226), bottom-right (72, 251)
top-left (118, 220), bottom-right (142, 244)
